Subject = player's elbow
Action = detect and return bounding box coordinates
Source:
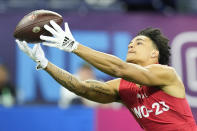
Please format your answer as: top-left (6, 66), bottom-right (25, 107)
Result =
top-left (110, 66), bottom-right (123, 78)
top-left (109, 62), bottom-right (127, 78)
top-left (111, 63), bottom-right (128, 78)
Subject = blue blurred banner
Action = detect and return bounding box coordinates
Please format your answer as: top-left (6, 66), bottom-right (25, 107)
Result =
top-left (0, 106), bottom-right (94, 131)
top-left (0, 11), bottom-right (196, 120)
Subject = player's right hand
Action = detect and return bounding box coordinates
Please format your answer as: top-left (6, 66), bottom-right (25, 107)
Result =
top-left (16, 40), bottom-right (48, 70)
top-left (40, 20), bottom-right (78, 52)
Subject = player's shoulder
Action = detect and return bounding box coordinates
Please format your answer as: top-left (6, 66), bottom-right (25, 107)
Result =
top-left (146, 64), bottom-right (174, 70)
top-left (145, 64), bottom-right (179, 85)
top-left (145, 64), bottom-right (177, 74)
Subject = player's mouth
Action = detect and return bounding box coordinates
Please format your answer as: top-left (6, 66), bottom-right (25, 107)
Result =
top-left (128, 50), bottom-right (136, 54)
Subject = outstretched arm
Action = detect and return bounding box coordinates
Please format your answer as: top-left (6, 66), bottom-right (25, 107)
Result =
top-left (73, 44), bottom-right (125, 78)
top-left (45, 62), bottom-right (121, 103)
top-left (16, 40), bottom-right (121, 104)
top-left (73, 44), bottom-right (177, 86)
top-left (40, 21), bottom-right (177, 87)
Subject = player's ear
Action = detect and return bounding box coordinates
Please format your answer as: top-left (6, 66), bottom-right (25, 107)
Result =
top-left (151, 50), bottom-right (159, 58)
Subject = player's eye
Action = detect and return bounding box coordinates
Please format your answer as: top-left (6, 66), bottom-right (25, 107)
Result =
top-left (137, 42), bottom-right (142, 45)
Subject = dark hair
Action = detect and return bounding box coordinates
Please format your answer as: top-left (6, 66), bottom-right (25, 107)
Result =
top-left (137, 27), bottom-right (171, 65)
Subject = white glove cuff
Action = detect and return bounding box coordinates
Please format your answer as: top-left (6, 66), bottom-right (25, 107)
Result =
top-left (36, 58), bottom-right (48, 70)
top-left (71, 41), bottom-right (79, 52)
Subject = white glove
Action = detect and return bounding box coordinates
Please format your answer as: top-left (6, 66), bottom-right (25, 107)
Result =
top-left (40, 20), bottom-right (78, 52)
top-left (16, 40), bottom-right (48, 70)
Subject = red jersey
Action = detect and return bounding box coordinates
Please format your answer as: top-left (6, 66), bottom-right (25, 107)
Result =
top-left (119, 79), bottom-right (197, 131)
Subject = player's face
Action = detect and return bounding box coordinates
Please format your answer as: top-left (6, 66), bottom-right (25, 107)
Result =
top-left (126, 35), bottom-right (157, 64)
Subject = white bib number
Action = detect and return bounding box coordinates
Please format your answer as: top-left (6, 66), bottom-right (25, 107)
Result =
top-left (132, 101), bottom-right (169, 118)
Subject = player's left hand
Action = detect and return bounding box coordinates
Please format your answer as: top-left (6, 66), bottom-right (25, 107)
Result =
top-left (40, 20), bottom-right (78, 52)
top-left (16, 40), bottom-right (48, 70)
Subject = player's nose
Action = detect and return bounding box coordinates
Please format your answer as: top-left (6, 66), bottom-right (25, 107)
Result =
top-left (128, 44), bottom-right (134, 49)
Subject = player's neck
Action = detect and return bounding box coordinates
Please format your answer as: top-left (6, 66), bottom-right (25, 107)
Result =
top-left (135, 60), bottom-right (158, 67)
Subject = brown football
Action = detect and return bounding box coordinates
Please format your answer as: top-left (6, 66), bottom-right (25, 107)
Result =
top-left (13, 10), bottom-right (63, 43)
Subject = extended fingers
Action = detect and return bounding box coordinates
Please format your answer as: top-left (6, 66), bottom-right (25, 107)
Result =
top-left (42, 42), bottom-right (57, 48)
top-left (64, 22), bottom-right (70, 32)
top-left (16, 39), bottom-right (24, 50)
top-left (15, 39), bottom-right (21, 44)
top-left (40, 35), bottom-right (58, 43)
top-left (50, 20), bottom-right (63, 33)
top-left (44, 24), bottom-right (58, 36)
top-left (64, 22), bottom-right (74, 39)
top-left (21, 41), bottom-right (32, 52)
top-left (32, 44), bottom-right (40, 53)
top-left (32, 44), bottom-right (44, 57)
top-left (16, 39), bottom-right (30, 51)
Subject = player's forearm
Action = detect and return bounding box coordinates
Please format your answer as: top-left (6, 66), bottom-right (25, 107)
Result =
top-left (44, 62), bottom-right (118, 103)
top-left (81, 80), bottom-right (119, 103)
top-left (44, 62), bottom-right (86, 96)
top-left (73, 44), bottom-right (125, 77)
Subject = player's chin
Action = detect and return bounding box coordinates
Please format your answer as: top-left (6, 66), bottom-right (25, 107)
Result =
top-left (126, 56), bottom-right (135, 63)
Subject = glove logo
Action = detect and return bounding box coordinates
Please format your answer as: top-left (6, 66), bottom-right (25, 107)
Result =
top-left (68, 41), bottom-right (74, 48)
top-left (62, 36), bottom-right (74, 48)
top-left (62, 36), bottom-right (70, 46)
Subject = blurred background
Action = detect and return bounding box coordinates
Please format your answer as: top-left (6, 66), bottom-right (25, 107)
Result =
top-left (0, 0), bottom-right (197, 131)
